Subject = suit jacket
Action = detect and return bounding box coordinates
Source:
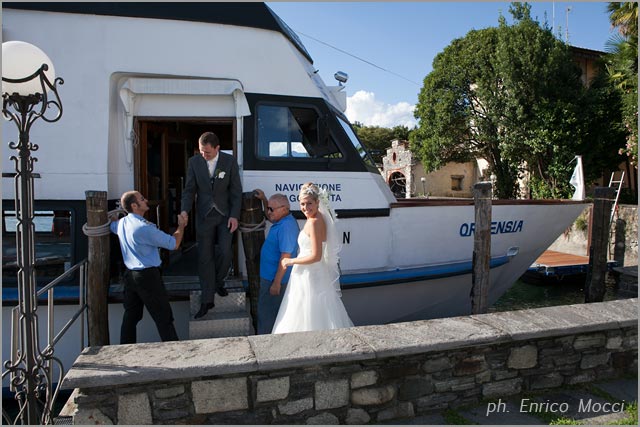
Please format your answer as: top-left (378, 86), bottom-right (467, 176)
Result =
top-left (181, 151), bottom-right (242, 224)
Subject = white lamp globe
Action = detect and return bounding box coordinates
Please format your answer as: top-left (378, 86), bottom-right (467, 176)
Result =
top-left (2, 41), bottom-right (56, 96)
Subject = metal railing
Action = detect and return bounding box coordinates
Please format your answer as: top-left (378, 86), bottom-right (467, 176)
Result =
top-left (3, 258), bottom-right (88, 425)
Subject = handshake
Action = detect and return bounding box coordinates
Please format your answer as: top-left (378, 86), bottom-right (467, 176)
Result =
top-left (178, 211), bottom-right (189, 228)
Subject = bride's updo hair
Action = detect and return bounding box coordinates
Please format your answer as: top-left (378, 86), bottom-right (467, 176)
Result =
top-left (299, 182), bottom-right (320, 200)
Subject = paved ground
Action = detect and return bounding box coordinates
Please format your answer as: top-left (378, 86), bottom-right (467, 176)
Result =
top-left (389, 377), bottom-right (637, 425)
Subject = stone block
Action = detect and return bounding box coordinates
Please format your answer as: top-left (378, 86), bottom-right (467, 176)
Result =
top-left (573, 333), bottom-right (606, 350)
top-left (552, 352), bottom-right (581, 366)
top-left (423, 356), bottom-right (451, 373)
top-left (493, 370), bottom-right (517, 380)
top-left (315, 379), bottom-right (349, 410)
top-left (507, 345), bottom-right (537, 369)
top-left (351, 370), bottom-right (378, 389)
top-left (377, 401), bottom-right (415, 422)
top-left (475, 370), bottom-right (491, 384)
top-left (257, 376), bottom-right (290, 402)
top-left (580, 352), bottom-right (610, 369)
top-left (118, 392), bottom-right (152, 425)
top-left (398, 377), bottom-right (433, 399)
top-left (606, 336), bottom-right (623, 349)
top-left (482, 378), bottom-right (522, 398)
top-left (530, 372), bottom-right (564, 390)
top-left (192, 377), bottom-right (248, 413)
top-left (306, 412), bottom-right (339, 425)
top-left (416, 392), bottom-right (456, 412)
top-left (351, 384), bottom-right (396, 406)
top-left (453, 354), bottom-right (487, 375)
top-left (434, 376), bottom-right (475, 393)
top-left (73, 408), bottom-right (114, 425)
top-left (154, 385), bottom-right (185, 399)
top-left (278, 398), bottom-right (313, 415)
top-left (346, 408), bottom-right (371, 424)
top-left (378, 363), bottom-right (420, 380)
top-left (566, 371), bottom-right (596, 385)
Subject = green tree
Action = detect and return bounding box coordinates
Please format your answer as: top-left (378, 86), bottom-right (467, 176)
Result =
top-left (353, 123), bottom-right (412, 164)
top-left (605, 2), bottom-right (638, 166)
top-left (411, 2), bottom-right (624, 199)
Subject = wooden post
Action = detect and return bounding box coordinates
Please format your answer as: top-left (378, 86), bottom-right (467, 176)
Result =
top-left (585, 187), bottom-right (616, 302)
top-left (239, 192), bottom-right (265, 333)
top-left (471, 182), bottom-right (492, 314)
top-left (613, 218), bottom-right (626, 267)
top-left (85, 191), bottom-right (110, 346)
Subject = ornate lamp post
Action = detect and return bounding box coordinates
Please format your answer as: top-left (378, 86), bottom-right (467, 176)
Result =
top-left (2, 40), bottom-right (63, 425)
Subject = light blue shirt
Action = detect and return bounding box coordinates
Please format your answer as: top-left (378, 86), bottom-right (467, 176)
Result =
top-left (260, 214), bottom-right (299, 282)
top-left (110, 213), bottom-right (176, 270)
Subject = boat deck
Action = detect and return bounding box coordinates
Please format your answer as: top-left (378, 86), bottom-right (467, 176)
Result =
top-left (525, 250), bottom-right (617, 283)
top-left (533, 250), bottom-right (589, 268)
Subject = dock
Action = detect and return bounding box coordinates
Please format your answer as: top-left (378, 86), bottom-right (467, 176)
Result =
top-left (523, 250), bottom-right (616, 284)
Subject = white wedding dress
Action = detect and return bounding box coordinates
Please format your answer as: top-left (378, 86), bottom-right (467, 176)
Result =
top-left (272, 219), bottom-right (354, 334)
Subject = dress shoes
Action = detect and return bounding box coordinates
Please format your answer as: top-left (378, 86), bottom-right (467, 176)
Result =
top-left (216, 287), bottom-right (229, 297)
top-left (194, 302), bottom-right (214, 319)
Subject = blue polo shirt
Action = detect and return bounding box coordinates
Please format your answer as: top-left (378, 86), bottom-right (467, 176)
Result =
top-left (260, 214), bottom-right (299, 282)
top-left (110, 213), bottom-right (176, 270)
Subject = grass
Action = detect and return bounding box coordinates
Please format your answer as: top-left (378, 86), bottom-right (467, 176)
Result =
top-left (610, 401), bottom-right (638, 426)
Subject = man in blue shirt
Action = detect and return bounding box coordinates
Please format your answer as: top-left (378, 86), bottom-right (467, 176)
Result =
top-left (110, 190), bottom-right (187, 344)
top-left (254, 190), bottom-right (299, 334)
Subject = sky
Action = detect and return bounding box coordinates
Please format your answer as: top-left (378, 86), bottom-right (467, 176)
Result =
top-left (267, 1), bottom-right (616, 129)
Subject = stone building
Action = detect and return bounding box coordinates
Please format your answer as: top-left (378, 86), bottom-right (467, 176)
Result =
top-left (381, 140), bottom-right (482, 199)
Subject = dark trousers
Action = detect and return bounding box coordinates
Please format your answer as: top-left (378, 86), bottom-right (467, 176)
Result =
top-left (121, 267), bottom-right (179, 344)
top-left (197, 212), bottom-right (233, 304)
top-left (257, 277), bottom-right (286, 334)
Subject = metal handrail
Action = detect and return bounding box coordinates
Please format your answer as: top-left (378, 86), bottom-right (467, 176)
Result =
top-left (3, 258), bottom-right (89, 425)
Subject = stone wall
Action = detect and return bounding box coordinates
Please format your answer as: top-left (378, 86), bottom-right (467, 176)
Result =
top-left (61, 299), bottom-right (637, 425)
top-left (549, 204), bottom-right (638, 267)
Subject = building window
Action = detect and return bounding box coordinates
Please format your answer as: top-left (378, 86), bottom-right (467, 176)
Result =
top-left (451, 175), bottom-right (464, 191)
top-left (2, 209), bottom-right (73, 280)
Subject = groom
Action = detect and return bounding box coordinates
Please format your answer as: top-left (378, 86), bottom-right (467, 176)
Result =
top-left (181, 131), bottom-right (242, 319)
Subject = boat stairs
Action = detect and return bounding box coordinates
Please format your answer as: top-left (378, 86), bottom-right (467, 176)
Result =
top-left (185, 278), bottom-right (254, 339)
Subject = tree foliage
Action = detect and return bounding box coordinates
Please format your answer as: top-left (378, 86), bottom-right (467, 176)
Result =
top-left (411, 2), bottom-right (626, 199)
top-left (604, 2), bottom-right (638, 166)
top-left (352, 122), bottom-right (411, 164)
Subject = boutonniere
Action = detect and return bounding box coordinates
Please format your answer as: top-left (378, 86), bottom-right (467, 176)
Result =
top-left (215, 169), bottom-right (226, 179)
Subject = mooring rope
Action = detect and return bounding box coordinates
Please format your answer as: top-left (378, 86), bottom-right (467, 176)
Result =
top-left (82, 208), bottom-right (127, 237)
top-left (239, 218), bottom-right (266, 233)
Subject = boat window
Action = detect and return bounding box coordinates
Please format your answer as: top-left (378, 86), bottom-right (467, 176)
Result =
top-left (257, 104), bottom-right (342, 159)
top-left (2, 209), bottom-right (73, 280)
top-left (336, 116), bottom-right (377, 169)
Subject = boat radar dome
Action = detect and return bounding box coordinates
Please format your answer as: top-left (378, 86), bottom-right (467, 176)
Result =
top-left (334, 71), bottom-right (348, 85)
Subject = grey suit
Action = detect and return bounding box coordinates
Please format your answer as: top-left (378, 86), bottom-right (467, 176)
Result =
top-left (181, 152), bottom-right (242, 304)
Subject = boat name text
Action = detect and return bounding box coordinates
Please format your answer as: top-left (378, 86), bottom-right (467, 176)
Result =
top-left (459, 220), bottom-right (524, 237)
top-left (275, 183), bottom-right (343, 203)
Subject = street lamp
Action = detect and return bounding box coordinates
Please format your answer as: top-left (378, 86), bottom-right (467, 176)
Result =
top-left (2, 40), bottom-right (63, 425)
top-left (420, 176), bottom-right (427, 198)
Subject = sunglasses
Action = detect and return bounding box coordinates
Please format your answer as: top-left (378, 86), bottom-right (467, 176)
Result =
top-left (267, 205), bottom-right (285, 213)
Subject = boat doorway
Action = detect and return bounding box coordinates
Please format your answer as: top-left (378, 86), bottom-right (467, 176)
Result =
top-left (133, 118), bottom-right (238, 278)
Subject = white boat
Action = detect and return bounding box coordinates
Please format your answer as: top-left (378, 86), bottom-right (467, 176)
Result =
top-left (2, 3), bottom-right (587, 390)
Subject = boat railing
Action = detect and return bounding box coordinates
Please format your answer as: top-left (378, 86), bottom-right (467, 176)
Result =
top-left (3, 258), bottom-right (88, 425)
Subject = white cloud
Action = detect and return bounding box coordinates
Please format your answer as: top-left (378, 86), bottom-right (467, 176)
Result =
top-left (346, 90), bottom-right (417, 128)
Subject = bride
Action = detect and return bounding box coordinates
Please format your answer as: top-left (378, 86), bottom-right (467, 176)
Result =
top-left (272, 182), bottom-right (354, 333)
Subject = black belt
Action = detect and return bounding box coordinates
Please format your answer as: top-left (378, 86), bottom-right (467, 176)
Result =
top-left (128, 266), bottom-right (161, 272)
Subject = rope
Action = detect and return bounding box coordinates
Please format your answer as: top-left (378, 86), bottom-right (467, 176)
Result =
top-left (82, 208), bottom-right (127, 237)
top-left (239, 218), bottom-right (266, 233)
